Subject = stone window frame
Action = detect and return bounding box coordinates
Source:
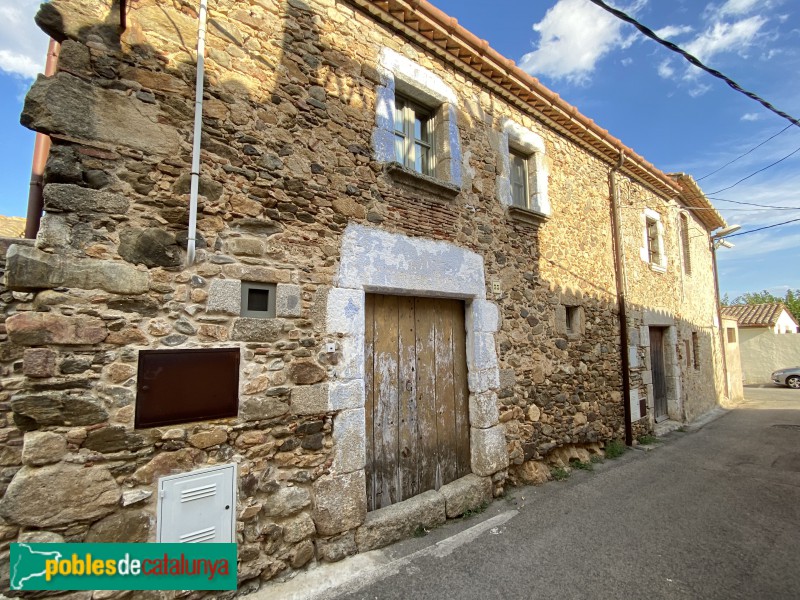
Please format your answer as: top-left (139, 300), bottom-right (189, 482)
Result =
top-left (496, 119), bottom-right (550, 222)
top-left (311, 224), bottom-right (508, 532)
top-left (640, 208), bottom-right (667, 272)
top-left (373, 47), bottom-right (462, 193)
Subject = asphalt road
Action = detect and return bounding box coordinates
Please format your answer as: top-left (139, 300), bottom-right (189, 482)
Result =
top-left (321, 386), bottom-right (800, 600)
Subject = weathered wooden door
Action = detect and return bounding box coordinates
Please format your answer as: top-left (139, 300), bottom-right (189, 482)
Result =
top-left (364, 294), bottom-right (470, 511)
top-left (649, 327), bottom-right (668, 422)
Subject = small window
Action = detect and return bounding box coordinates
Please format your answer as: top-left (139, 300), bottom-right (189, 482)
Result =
top-left (680, 213), bottom-right (692, 274)
top-left (684, 339), bottom-right (692, 368)
top-left (394, 95), bottom-right (434, 176)
top-left (692, 332), bottom-right (700, 369)
top-left (565, 306), bottom-right (580, 335)
top-left (646, 218), bottom-right (662, 265)
top-left (726, 327), bottom-right (737, 343)
top-left (509, 149), bottom-right (529, 208)
top-left (241, 282), bottom-right (276, 318)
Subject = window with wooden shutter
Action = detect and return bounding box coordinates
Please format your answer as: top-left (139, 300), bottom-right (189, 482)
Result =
top-left (680, 213), bottom-right (692, 274)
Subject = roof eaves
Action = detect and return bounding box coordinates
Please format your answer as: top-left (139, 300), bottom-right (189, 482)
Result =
top-left (352, 0), bottom-right (683, 200)
top-left (669, 173), bottom-right (726, 231)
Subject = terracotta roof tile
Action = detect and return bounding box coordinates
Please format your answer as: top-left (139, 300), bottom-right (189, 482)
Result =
top-left (720, 303), bottom-right (798, 328)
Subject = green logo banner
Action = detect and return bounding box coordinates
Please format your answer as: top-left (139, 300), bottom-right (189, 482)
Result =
top-left (10, 543), bottom-right (237, 591)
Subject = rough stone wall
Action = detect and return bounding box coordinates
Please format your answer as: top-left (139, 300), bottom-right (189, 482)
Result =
top-left (0, 0), bottom-right (723, 592)
top-left (616, 176), bottom-right (724, 425)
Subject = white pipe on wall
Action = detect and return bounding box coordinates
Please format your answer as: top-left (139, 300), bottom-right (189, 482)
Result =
top-left (187, 0), bottom-right (209, 266)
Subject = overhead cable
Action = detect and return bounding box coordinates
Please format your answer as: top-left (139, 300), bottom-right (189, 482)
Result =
top-left (697, 124), bottom-right (794, 181)
top-left (708, 196), bottom-right (800, 210)
top-left (707, 144), bottom-right (800, 194)
top-left (586, 0), bottom-right (800, 130)
top-left (724, 217), bottom-right (800, 237)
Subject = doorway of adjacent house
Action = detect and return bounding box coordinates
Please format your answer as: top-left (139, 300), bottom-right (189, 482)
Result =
top-left (364, 294), bottom-right (470, 511)
top-left (649, 326), bottom-right (669, 422)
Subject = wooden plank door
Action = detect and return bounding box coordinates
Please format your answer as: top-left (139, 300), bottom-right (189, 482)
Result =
top-left (649, 327), bottom-right (668, 422)
top-left (365, 294), bottom-right (470, 511)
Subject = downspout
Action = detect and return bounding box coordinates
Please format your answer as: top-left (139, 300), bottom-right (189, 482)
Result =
top-left (24, 39), bottom-right (61, 239)
top-left (609, 150), bottom-right (633, 446)
top-left (186, 0), bottom-right (209, 266)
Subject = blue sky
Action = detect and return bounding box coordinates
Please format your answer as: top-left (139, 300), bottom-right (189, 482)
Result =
top-left (0, 0), bottom-right (798, 300)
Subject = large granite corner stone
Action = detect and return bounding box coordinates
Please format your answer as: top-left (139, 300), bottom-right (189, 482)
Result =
top-left (355, 489), bottom-right (446, 552)
top-left (44, 183), bottom-right (129, 214)
top-left (5, 245), bottom-right (148, 294)
top-left (21, 72), bottom-right (181, 156)
top-left (0, 464), bottom-right (120, 527)
top-left (312, 470), bottom-right (366, 536)
top-left (230, 318), bottom-right (284, 342)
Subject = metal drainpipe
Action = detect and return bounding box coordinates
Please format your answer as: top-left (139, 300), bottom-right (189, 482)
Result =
top-left (186, 0), bottom-right (209, 266)
top-left (24, 39), bottom-right (61, 239)
top-left (609, 150), bottom-right (634, 446)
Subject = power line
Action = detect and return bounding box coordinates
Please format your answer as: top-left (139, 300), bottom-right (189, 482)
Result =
top-left (725, 217), bottom-right (800, 238)
top-left (709, 196), bottom-right (800, 210)
top-left (586, 0), bottom-right (800, 130)
top-left (696, 124), bottom-right (794, 181)
top-left (707, 144), bottom-right (800, 194)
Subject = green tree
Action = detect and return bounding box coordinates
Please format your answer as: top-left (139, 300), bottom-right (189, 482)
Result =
top-left (724, 289), bottom-right (800, 323)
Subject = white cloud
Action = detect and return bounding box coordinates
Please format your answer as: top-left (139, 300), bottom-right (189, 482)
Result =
top-left (0, 0), bottom-right (48, 79)
top-left (621, 57), bottom-right (633, 66)
top-left (657, 60), bottom-right (675, 79)
top-left (684, 16), bottom-right (767, 64)
top-left (718, 0), bottom-right (762, 16)
top-left (688, 83), bottom-right (712, 97)
top-left (518, 0), bottom-right (647, 83)
top-left (654, 25), bottom-right (694, 39)
top-left (740, 112), bottom-right (761, 121)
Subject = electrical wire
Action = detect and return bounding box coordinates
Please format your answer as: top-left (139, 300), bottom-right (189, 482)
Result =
top-left (724, 217), bottom-right (800, 237)
top-left (696, 124), bottom-right (794, 181)
top-left (586, 0), bottom-right (800, 129)
top-left (706, 144), bottom-right (800, 194)
top-left (708, 196), bottom-right (800, 210)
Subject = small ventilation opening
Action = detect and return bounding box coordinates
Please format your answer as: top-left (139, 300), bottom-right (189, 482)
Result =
top-left (241, 282), bottom-right (276, 318)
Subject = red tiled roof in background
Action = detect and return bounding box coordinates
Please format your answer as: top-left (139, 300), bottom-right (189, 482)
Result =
top-left (720, 303), bottom-right (799, 328)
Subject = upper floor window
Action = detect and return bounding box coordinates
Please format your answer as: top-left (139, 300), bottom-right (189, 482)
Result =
top-left (497, 119), bottom-right (550, 219)
top-left (394, 95), bottom-right (434, 176)
top-left (373, 48), bottom-right (462, 190)
top-left (509, 149), bottom-right (529, 207)
top-left (680, 213), bottom-right (692, 275)
top-left (640, 208), bottom-right (666, 272)
top-left (646, 217), bottom-right (661, 264)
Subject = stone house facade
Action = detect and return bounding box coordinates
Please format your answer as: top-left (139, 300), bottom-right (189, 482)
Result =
top-left (0, 0), bottom-right (728, 594)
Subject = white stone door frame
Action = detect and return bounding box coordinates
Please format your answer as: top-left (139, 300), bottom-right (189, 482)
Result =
top-left (641, 311), bottom-right (682, 423)
top-left (320, 224), bottom-right (508, 517)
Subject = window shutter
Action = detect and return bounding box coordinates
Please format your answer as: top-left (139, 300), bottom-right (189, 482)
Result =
top-left (158, 465), bottom-right (236, 543)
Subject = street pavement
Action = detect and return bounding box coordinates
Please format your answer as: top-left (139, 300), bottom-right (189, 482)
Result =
top-left (264, 386), bottom-right (800, 600)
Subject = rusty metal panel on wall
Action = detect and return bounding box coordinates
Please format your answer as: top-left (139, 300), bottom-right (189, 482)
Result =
top-left (135, 348), bottom-right (240, 428)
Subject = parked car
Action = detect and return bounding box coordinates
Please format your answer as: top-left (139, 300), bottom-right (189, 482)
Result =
top-left (771, 367), bottom-right (800, 389)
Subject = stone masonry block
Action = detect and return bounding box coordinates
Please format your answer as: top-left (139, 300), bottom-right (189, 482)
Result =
top-left (312, 470), bottom-right (367, 536)
top-left (467, 299), bottom-right (500, 333)
top-left (640, 326), bottom-right (650, 347)
top-left (291, 384), bottom-right (329, 415)
top-left (7, 313), bottom-right (107, 346)
top-left (23, 348), bottom-right (56, 378)
top-left (469, 391), bottom-right (500, 429)
top-left (22, 431), bottom-right (66, 467)
top-left (334, 336), bottom-right (365, 382)
top-left (332, 408), bottom-right (366, 475)
top-left (355, 489), bottom-right (446, 552)
top-left (468, 367), bottom-right (500, 394)
top-left (329, 380), bottom-right (365, 411)
top-left (207, 279), bottom-right (241, 315)
top-left (326, 288), bottom-right (365, 337)
top-left (439, 474), bottom-right (492, 519)
top-left (470, 425), bottom-right (509, 476)
top-left (6, 245), bottom-right (148, 294)
top-left (468, 332), bottom-right (498, 372)
top-left (44, 183), bottom-right (129, 214)
top-left (276, 284), bottom-right (302, 318)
